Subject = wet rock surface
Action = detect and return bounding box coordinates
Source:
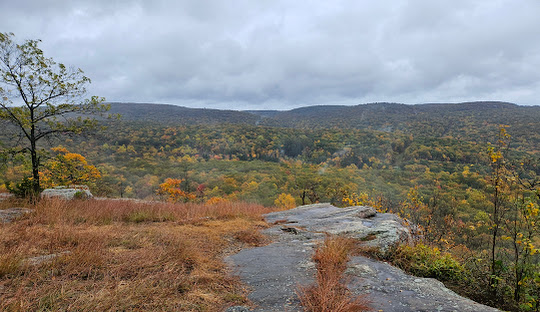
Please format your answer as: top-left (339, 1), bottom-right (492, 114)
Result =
top-left (226, 203), bottom-right (499, 312)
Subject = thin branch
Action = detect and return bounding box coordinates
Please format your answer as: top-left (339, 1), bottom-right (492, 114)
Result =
top-left (0, 104), bottom-right (31, 140)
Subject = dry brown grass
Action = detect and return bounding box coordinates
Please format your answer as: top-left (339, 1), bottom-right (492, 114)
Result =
top-left (0, 198), bottom-right (276, 311)
top-left (232, 228), bottom-right (268, 246)
top-left (298, 236), bottom-right (370, 312)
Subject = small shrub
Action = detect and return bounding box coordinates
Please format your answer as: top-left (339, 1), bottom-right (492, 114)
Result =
top-left (125, 211), bottom-right (154, 223)
top-left (390, 243), bottom-right (466, 281)
top-left (274, 193), bottom-right (297, 209)
top-left (5, 177), bottom-right (40, 198)
top-left (73, 191), bottom-right (88, 200)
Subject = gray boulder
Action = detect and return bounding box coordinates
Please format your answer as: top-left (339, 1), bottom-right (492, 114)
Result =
top-left (41, 186), bottom-right (93, 200)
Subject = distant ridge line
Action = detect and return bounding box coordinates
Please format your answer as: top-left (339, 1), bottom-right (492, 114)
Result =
top-left (104, 101), bottom-right (538, 137)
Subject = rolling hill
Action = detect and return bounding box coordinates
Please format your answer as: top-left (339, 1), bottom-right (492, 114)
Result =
top-left (107, 101), bottom-right (540, 153)
top-left (107, 102), bottom-right (259, 125)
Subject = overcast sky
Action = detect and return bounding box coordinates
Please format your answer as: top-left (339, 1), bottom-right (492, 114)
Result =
top-left (1, 1), bottom-right (539, 110)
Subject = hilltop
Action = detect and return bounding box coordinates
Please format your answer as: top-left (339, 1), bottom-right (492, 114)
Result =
top-left (107, 102), bottom-right (259, 125)
top-left (109, 101), bottom-right (538, 130)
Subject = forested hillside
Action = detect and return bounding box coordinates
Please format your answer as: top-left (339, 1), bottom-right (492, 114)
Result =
top-left (2, 101), bottom-right (538, 205)
top-left (107, 101), bottom-right (540, 153)
top-left (259, 101), bottom-right (540, 153)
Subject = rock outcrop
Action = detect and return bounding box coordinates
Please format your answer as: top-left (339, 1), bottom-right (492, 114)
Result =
top-left (264, 203), bottom-right (410, 251)
top-left (0, 193), bottom-right (13, 201)
top-left (0, 208), bottom-right (34, 223)
top-left (346, 255), bottom-right (498, 311)
top-left (226, 203), bottom-right (499, 312)
top-left (41, 186), bottom-right (93, 200)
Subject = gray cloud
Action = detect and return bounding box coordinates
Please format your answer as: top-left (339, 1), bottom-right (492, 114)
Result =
top-left (1, 0), bottom-right (539, 109)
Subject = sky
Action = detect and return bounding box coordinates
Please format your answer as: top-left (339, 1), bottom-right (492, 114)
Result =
top-left (1, 0), bottom-right (540, 110)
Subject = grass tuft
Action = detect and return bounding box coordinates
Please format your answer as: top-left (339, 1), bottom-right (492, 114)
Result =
top-left (298, 236), bottom-right (370, 312)
top-left (233, 228), bottom-right (267, 246)
top-left (0, 251), bottom-right (24, 278)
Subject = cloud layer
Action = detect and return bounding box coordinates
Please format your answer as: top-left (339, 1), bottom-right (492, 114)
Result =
top-left (2, 0), bottom-right (539, 109)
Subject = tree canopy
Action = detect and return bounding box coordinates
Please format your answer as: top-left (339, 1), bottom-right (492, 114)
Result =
top-left (0, 32), bottom-right (108, 195)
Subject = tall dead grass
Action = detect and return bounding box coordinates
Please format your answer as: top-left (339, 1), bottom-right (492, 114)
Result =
top-left (0, 198), bottom-right (276, 311)
top-left (298, 236), bottom-right (370, 312)
top-left (26, 198), bottom-right (274, 225)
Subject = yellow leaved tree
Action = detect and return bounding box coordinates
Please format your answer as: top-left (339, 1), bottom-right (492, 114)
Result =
top-left (274, 193), bottom-right (297, 209)
top-left (40, 147), bottom-right (101, 188)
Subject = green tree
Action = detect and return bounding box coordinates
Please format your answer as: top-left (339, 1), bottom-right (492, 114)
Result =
top-left (0, 32), bottom-right (108, 196)
top-left (283, 162), bottom-right (322, 205)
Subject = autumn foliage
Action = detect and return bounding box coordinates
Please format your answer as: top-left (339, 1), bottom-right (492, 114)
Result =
top-left (157, 178), bottom-right (196, 202)
top-left (274, 193), bottom-right (297, 209)
top-left (40, 147), bottom-right (101, 188)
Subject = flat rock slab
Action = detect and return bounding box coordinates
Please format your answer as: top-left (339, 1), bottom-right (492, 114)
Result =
top-left (0, 193), bottom-right (13, 201)
top-left (347, 256), bottom-right (499, 312)
top-left (227, 233), bottom-right (319, 311)
top-left (0, 208), bottom-right (34, 223)
top-left (226, 204), bottom-right (500, 312)
top-left (25, 251), bottom-right (71, 266)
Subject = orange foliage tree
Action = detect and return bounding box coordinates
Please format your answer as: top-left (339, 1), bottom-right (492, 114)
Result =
top-left (157, 178), bottom-right (196, 203)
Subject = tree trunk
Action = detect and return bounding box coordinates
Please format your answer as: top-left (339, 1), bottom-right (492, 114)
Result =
top-left (30, 123), bottom-right (40, 195)
top-left (490, 168), bottom-right (500, 290)
top-left (491, 198), bottom-right (498, 279)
